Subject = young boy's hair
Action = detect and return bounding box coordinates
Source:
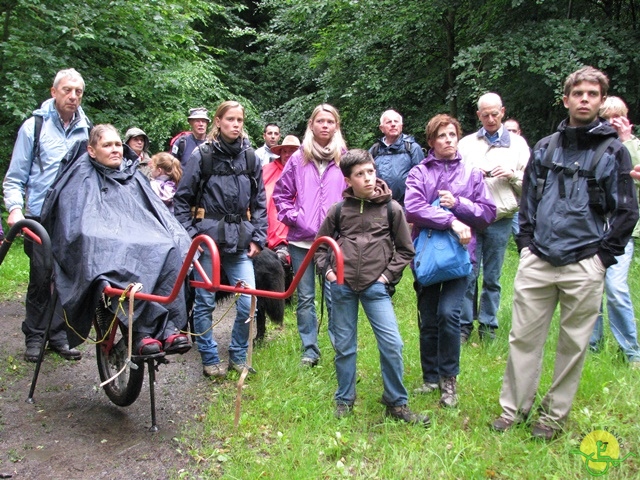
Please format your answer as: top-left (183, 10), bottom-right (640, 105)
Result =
top-left (339, 148), bottom-right (375, 178)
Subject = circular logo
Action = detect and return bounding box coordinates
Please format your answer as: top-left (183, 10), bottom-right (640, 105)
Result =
top-left (578, 430), bottom-right (620, 475)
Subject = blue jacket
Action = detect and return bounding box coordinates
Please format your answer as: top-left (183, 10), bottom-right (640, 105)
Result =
top-left (404, 150), bottom-right (496, 264)
top-left (370, 133), bottom-right (423, 205)
top-left (173, 137), bottom-right (267, 254)
top-left (3, 98), bottom-right (91, 217)
top-left (519, 118), bottom-right (638, 268)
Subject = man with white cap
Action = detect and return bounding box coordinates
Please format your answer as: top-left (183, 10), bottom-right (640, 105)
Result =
top-left (171, 107), bottom-right (210, 165)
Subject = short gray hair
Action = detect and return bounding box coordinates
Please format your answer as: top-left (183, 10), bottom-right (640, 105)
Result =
top-left (53, 68), bottom-right (85, 90)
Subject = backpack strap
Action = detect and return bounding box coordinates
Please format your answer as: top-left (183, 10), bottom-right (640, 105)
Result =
top-left (333, 201), bottom-right (344, 239)
top-left (191, 143), bottom-right (258, 249)
top-left (333, 199), bottom-right (394, 241)
top-left (536, 132), bottom-right (615, 214)
top-left (370, 139), bottom-right (413, 159)
top-left (33, 115), bottom-right (92, 174)
top-left (33, 116), bottom-right (44, 173)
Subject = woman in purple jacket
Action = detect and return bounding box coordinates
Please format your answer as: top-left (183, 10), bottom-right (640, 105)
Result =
top-left (405, 114), bottom-right (496, 409)
top-left (273, 104), bottom-right (347, 367)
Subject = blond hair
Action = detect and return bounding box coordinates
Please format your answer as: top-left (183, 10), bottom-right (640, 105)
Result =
top-left (151, 152), bottom-right (183, 184)
top-left (599, 96), bottom-right (628, 119)
top-left (301, 104), bottom-right (346, 164)
top-left (208, 100), bottom-right (248, 140)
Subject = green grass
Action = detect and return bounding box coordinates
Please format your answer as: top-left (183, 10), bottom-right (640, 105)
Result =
top-left (176, 239), bottom-right (640, 479)
top-left (0, 235), bottom-right (28, 302)
top-left (2, 235), bottom-right (638, 478)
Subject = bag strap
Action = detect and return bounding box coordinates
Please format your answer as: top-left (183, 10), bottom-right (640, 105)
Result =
top-left (192, 143), bottom-right (258, 220)
top-left (333, 200), bottom-right (394, 241)
top-left (537, 132), bottom-right (615, 212)
top-left (33, 116), bottom-right (44, 173)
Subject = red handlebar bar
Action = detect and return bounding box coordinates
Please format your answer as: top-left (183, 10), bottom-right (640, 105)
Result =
top-left (102, 235), bottom-right (343, 303)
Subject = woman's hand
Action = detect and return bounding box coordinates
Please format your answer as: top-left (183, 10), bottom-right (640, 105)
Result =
top-left (451, 219), bottom-right (471, 245)
top-left (611, 116), bottom-right (633, 142)
top-left (247, 241), bottom-right (262, 258)
top-left (438, 190), bottom-right (456, 209)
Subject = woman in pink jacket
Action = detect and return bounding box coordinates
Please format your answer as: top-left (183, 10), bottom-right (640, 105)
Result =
top-left (273, 104), bottom-right (347, 367)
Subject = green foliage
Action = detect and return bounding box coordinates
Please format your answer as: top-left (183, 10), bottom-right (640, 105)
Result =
top-left (0, 0), bottom-right (253, 173)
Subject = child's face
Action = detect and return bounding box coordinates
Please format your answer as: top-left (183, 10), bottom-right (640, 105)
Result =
top-left (346, 162), bottom-right (376, 198)
top-left (150, 162), bottom-right (162, 179)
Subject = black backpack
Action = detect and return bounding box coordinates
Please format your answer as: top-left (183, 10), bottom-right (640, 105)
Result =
top-left (191, 142), bottom-right (257, 221)
top-left (534, 132), bottom-right (616, 215)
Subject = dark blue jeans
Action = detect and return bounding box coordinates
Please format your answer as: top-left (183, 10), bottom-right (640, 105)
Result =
top-left (417, 276), bottom-right (469, 383)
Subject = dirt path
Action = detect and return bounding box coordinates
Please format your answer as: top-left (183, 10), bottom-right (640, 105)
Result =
top-left (0, 300), bottom-right (234, 479)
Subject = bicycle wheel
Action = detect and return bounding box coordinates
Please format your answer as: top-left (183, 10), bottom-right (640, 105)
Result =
top-left (94, 303), bottom-right (144, 407)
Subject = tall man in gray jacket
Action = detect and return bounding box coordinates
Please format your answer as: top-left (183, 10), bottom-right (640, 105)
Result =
top-left (3, 68), bottom-right (92, 362)
top-left (491, 66), bottom-right (638, 440)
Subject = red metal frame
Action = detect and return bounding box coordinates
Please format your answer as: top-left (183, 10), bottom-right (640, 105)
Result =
top-left (102, 234), bottom-right (344, 302)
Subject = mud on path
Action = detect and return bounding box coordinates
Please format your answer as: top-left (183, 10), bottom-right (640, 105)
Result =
top-left (0, 300), bottom-right (236, 480)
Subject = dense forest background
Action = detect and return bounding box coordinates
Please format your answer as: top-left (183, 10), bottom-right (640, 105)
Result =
top-left (1, 0), bottom-right (640, 176)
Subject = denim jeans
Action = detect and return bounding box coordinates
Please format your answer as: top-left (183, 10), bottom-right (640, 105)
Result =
top-left (460, 216), bottom-right (512, 332)
top-left (289, 244), bottom-right (332, 360)
top-left (590, 239), bottom-right (640, 362)
top-left (331, 281), bottom-right (408, 406)
top-left (511, 211), bottom-right (520, 237)
top-left (417, 276), bottom-right (468, 383)
top-left (192, 249), bottom-right (254, 366)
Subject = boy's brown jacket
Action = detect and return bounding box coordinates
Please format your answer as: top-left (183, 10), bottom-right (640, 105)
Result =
top-left (314, 178), bottom-right (415, 292)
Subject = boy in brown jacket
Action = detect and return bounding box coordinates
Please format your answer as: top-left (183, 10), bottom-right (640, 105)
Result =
top-left (315, 149), bottom-right (429, 426)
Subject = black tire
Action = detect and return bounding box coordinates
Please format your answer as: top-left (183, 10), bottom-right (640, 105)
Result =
top-left (94, 304), bottom-right (144, 407)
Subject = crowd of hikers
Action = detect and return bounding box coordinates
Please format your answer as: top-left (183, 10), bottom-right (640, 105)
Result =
top-left (2, 65), bottom-right (640, 439)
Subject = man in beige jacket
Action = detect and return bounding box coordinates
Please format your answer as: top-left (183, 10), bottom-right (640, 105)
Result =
top-left (458, 93), bottom-right (530, 342)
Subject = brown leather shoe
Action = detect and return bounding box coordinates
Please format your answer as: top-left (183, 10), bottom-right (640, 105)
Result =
top-left (491, 415), bottom-right (516, 432)
top-left (531, 422), bottom-right (560, 441)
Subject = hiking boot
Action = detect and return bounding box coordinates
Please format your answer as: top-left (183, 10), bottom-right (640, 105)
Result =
top-left (491, 415), bottom-right (516, 432)
top-left (301, 356), bottom-right (319, 368)
top-left (478, 325), bottom-right (496, 342)
top-left (203, 362), bottom-right (227, 378)
top-left (531, 422), bottom-right (560, 441)
top-left (460, 329), bottom-right (471, 344)
top-left (335, 403), bottom-right (353, 419)
top-left (49, 342), bottom-right (82, 361)
top-left (414, 382), bottom-right (439, 394)
top-left (24, 343), bottom-right (43, 363)
top-left (229, 360), bottom-right (257, 374)
top-left (439, 377), bottom-right (458, 408)
top-left (385, 405), bottom-right (430, 427)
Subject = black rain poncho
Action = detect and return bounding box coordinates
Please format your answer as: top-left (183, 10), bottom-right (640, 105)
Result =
top-left (40, 146), bottom-right (192, 347)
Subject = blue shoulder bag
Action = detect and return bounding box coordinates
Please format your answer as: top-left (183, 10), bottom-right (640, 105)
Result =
top-left (413, 198), bottom-right (472, 287)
